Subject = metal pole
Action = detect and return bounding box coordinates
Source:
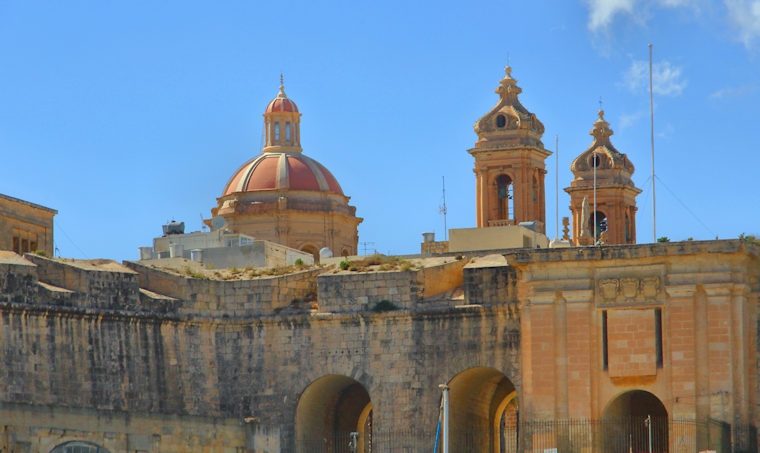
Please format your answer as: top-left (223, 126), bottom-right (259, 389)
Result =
top-left (645, 415), bottom-right (653, 453)
top-left (593, 150), bottom-right (597, 244)
top-left (649, 44), bottom-right (656, 243)
top-left (349, 431), bottom-right (359, 453)
top-left (556, 135), bottom-right (559, 240)
top-left (439, 384), bottom-right (450, 453)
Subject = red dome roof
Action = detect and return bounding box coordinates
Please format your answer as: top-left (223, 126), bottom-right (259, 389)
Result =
top-left (265, 96), bottom-right (298, 113)
top-left (265, 85), bottom-right (299, 113)
top-left (222, 152), bottom-right (343, 196)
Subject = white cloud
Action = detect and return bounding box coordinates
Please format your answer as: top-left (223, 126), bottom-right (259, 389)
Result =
top-left (709, 85), bottom-right (758, 99)
top-left (584, 0), bottom-right (703, 31)
top-left (724, 0), bottom-right (760, 48)
top-left (622, 60), bottom-right (687, 96)
top-left (585, 0), bottom-right (637, 31)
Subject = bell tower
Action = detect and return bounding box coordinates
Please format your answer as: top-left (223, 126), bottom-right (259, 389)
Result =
top-left (565, 110), bottom-right (641, 245)
top-left (468, 66), bottom-right (551, 234)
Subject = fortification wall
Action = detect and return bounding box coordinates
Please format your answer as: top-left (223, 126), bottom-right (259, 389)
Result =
top-left (0, 254), bottom-right (520, 452)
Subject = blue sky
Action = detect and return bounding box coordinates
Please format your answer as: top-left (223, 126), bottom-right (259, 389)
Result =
top-left (1, 1), bottom-right (759, 261)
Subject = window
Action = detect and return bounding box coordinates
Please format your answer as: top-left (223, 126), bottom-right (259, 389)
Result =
top-left (496, 115), bottom-right (506, 128)
top-left (602, 310), bottom-right (608, 370)
top-left (285, 122), bottom-right (291, 141)
top-left (12, 237), bottom-right (19, 253)
top-left (274, 122), bottom-right (280, 141)
top-left (655, 308), bottom-right (663, 368)
top-left (496, 174), bottom-right (513, 220)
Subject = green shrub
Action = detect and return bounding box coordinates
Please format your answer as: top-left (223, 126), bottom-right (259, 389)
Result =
top-left (372, 300), bottom-right (398, 312)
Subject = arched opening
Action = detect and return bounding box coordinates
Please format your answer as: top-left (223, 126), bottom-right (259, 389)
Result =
top-left (50, 441), bottom-right (111, 453)
top-left (447, 367), bottom-right (517, 453)
top-left (296, 375), bottom-right (372, 453)
top-left (274, 122), bottom-right (280, 141)
top-left (495, 174), bottom-right (513, 221)
top-left (300, 245), bottom-right (318, 263)
top-left (496, 114), bottom-right (506, 128)
top-left (602, 390), bottom-right (668, 452)
top-left (286, 122), bottom-right (292, 142)
top-left (591, 152), bottom-right (605, 168)
top-left (589, 211), bottom-right (607, 242)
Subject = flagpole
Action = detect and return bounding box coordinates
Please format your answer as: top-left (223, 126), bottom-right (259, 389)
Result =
top-left (649, 44), bottom-right (656, 242)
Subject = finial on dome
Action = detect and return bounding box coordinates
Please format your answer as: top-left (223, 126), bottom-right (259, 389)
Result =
top-left (598, 109), bottom-right (605, 119)
top-left (278, 73), bottom-right (287, 98)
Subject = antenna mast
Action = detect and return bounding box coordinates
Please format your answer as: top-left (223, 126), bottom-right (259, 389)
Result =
top-left (555, 135), bottom-right (559, 240)
top-left (649, 44), bottom-right (657, 242)
top-left (440, 176), bottom-right (448, 241)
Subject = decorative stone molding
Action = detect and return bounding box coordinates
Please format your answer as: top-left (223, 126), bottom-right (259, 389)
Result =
top-left (596, 276), bottom-right (661, 306)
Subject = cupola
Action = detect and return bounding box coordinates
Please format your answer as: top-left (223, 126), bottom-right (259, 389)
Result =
top-left (565, 110), bottom-right (641, 245)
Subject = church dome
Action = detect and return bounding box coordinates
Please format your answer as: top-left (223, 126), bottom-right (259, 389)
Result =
top-left (265, 91), bottom-right (299, 113)
top-left (222, 151), bottom-right (344, 196)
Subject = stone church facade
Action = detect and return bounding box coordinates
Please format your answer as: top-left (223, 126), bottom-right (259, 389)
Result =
top-left (0, 68), bottom-right (758, 453)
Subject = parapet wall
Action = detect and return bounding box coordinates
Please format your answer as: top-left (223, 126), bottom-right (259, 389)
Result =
top-left (125, 260), bottom-right (322, 317)
top-left (24, 254), bottom-right (140, 310)
top-left (317, 258), bottom-right (467, 313)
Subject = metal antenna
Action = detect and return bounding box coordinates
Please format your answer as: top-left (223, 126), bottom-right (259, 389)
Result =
top-left (439, 176), bottom-right (448, 241)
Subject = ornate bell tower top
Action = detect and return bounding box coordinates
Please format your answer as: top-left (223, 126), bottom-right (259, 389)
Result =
top-left (569, 110), bottom-right (636, 186)
top-left (263, 75), bottom-right (303, 153)
top-left (468, 66), bottom-right (551, 234)
top-left (565, 110), bottom-right (641, 245)
top-left (472, 66), bottom-right (546, 150)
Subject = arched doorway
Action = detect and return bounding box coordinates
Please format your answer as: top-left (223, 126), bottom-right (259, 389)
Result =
top-left (296, 374), bottom-right (372, 453)
top-left (447, 367), bottom-right (517, 453)
top-left (50, 441), bottom-right (110, 453)
top-left (602, 390), bottom-right (668, 452)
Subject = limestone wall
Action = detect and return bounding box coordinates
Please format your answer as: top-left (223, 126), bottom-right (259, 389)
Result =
top-left (126, 261), bottom-right (322, 316)
top-left (317, 258), bottom-right (466, 313)
top-left (0, 252), bottom-right (521, 452)
top-left (26, 254), bottom-right (140, 310)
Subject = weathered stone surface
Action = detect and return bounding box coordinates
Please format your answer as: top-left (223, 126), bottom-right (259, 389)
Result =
top-left (0, 240), bottom-right (757, 452)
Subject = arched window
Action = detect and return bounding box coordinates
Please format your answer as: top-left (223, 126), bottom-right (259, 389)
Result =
top-left (496, 114), bottom-right (506, 128)
top-left (496, 174), bottom-right (513, 221)
top-left (50, 441), bottom-right (111, 453)
top-left (274, 122), bottom-right (280, 141)
top-left (590, 211), bottom-right (608, 242)
top-left (285, 122), bottom-right (291, 141)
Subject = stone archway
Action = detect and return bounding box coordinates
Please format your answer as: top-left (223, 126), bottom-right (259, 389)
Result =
top-left (447, 367), bottom-right (517, 453)
top-left (602, 390), bottom-right (668, 452)
top-left (295, 374), bottom-right (372, 453)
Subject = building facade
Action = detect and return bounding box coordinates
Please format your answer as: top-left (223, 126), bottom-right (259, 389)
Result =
top-left (0, 193), bottom-right (56, 256)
